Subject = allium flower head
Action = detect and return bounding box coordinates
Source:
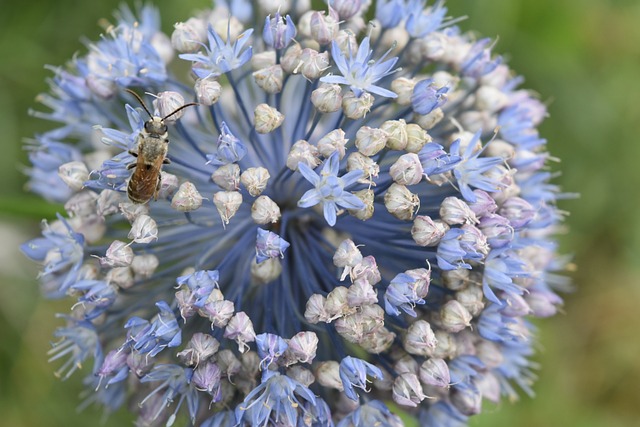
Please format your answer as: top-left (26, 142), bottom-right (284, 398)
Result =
top-left (22, 2), bottom-right (570, 426)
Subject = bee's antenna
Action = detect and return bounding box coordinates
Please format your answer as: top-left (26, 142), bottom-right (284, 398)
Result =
top-left (162, 103), bottom-right (199, 121)
top-left (125, 89), bottom-right (153, 118)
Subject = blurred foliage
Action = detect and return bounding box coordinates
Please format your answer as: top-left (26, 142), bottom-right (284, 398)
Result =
top-left (1, 0), bottom-right (638, 426)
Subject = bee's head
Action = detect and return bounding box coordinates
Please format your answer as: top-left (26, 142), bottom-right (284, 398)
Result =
top-left (144, 117), bottom-right (168, 137)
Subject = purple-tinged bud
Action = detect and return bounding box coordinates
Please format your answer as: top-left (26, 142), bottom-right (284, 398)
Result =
top-left (127, 351), bottom-right (153, 378)
top-left (304, 294), bottom-right (330, 325)
top-left (381, 119), bottom-right (409, 151)
top-left (325, 286), bottom-right (352, 320)
top-left (475, 340), bottom-right (504, 369)
top-left (526, 288), bottom-right (563, 318)
top-left (419, 358), bottom-right (450, 388)
top-left (330, 0), bottom-right (362, 20)
top-left (317, 129), bottom-right (348, 159)
top-left (216, 349), bottom-right (241, 380)
top-left (455, 285), bottom-right (485, 317)
top-left (171, 182), bottom-right (203, 212)
top-left (224, 311), bottom-right (256, 353)
top-left (97, 349), bottom-right (128, 386)
top-left (241, 167), bottom-right (270, 197)
top-left (287, 365), bottom-right (315, 387)
top-left (390, 153), bottom-right (424, 186)
top-left (213, 191), bottom-right (243, 226)
top-left (192, 362), bottom-right (222, 399)
top-left (171, 18), bottom-right (207, 53)
top-left (477, 372), bottom-right (501, 403)
top-left (58, 161), bottom-right (88, 191)
top-left (316, 361), bottom-right (344, 390)
top-left (342, 91), bottom-right (374, 119)
top-left (499, 196), bottom-right (536, 229)
top-left (158, 172), bottom-right (179, 199)
top-left (99, 240), bottom-right (133, 267)
top-left (177, 332), bottom-right (220, 367)
top-left (118, 202), bottom-right (149, 223)
top-left (212, 163), bottom-right (240, 191)
top-left (384, 183), bottom-right (420, 221)
top-left (335, 305), bottom-right (385, 344)
top-left (440, 300), bottom-right (472, 333)
top-left (195, 77), bottom-right (222, 106)
top-left (310, 11), bottom-right (339, 46)
top-left (451, 385), bottom-right (482, 416)
top-left (201, 299), bottom-right (235, 328)
top-left (403, 319), bottom-right (437, 356)
top-left (175, 289), bottom-right (197, 319)
top-left (412, 215), bottom-right (449, 246)
top-left (152, 91), bottom-right (185, 123)
top-left (253, 65), bottom-right (284, 94)
top-left (263, 13), bottom-right (296, 50)
top-left (350, 255), bottom-right (382, 285)
top-left (359, 327), bottom-right (396, 353)
top-left (97, 190), bottom-right (124, 217)
top-left (467, 189), bottom-right (498, 217)
top-left (286, 140), bottom-right (320, 171)
top-left (255, 229), bottom-right (290, 264)
top-left (440, 196), bottom-right (478, 225)
top-left (393, 373), bottom-right (428, 407)
top-left (128, 214), bottom-right (158, 244)
top-left (479, 214), bottom-right (513, 248)
top-left (285, 331), bottom-right (318, 364)
top-left (460, 223), bottom-right (489, 257)
top-left (251, 195), bottom-right (281, 224)
top-left (254, 103), bottom-right (284, 134)
top-left (347, 278), bottom-right (378, 307)
top-left (333, 239), bottom-right (362, 268)
top-left (395, 356), bottom-right (420, 377)
top-left (64, 190), bottom-right (98, 218)
top-left (311, 84), bottom-right (343, 113)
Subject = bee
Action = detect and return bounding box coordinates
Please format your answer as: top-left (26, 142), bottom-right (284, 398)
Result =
top-left (125, 89), bottom-right (197, 204)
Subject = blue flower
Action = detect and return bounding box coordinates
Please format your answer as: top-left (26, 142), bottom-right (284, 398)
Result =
top-left (321, 37), bottom-right (399, 98)
top-left (180, 25), bottom-right (253, 79)
top-left (23, 1), bottom-right (569, 425)
top-left (298, 151), bottom-right (365, 226)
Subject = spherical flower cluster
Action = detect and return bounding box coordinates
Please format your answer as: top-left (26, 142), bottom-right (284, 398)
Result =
top-left (21, 1), bottom-right (569, 426)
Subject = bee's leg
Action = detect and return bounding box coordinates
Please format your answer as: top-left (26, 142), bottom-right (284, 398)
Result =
top-left (163, 157), bottom-right (171, 165)
top-left (128, 150), bottom-right (138, 157)
top-left (126, 163), bottom-right (136, 170)
top-left (154, 175), bottom-right (162, 200)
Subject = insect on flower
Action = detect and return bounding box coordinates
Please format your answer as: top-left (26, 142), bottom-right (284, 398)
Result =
top-left (125, 89), bottom-right (197, 204)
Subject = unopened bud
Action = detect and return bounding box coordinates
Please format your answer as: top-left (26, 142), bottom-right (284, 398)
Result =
top-left (251, 51), bottom-right (276, 70)
top-left (391, 77), bottom-right (416, 106)
top-left (304, 293), bottom-right (329, 324)
top-left (393, 373), bottom-right (427, 407)
top-left (405, 123), bottom-right (432, 153)
top-left (253, 65), bottom-right (284, 94)
top-left (100, 240), bottom-right (133, 267)
top-left (414, 108), bottom-right (444, 130)
top-left (419, 358), bottom-right (450, 388)
top-left (390, 153), bottom-right (423, 186)
top-left (455, 285), bottom-right (485, 317)
top-left (316, 361), bottom-right (343, 390)
top-left (251, 195), bottom-right (281, 224)
top-left (349, 189), bottom-right (374, 220)
top-left (254, 103), bottom-right (284, 134)
top-left (346, 152), bottom-right (379, 185)
top-left (171, 18), bottom-right (207, 53)
top-left (195, 78), bottom-right (221, 106)
top-left (281, 44), bottom-right (302, 74)
top-left (330, 0), bottom-right (362, 20)
top-left (213, 191), bottom-right (243, 226)
top-left (298, 48), bottom-right (330, 80)
top-left (317, 129), bottom-right (347, 159)
top-left (440, 300), bottom-right (472, 333)
top-left (355, 126), bottom-right (388, 156)
top-left (240, 167), bottom-right (270, 197)
top-left (342, 91), bottom-right (374, 119)
top-left (251, 257), bottom-right (282, 284)
top-left (384, 183), bottom-right (419, 221)
top-left (153, 91), bottom-right (185, 123)
top-left (128, 214), bottom-right (158, 244)
top-left (311, 84), bottom-right (343, 113)
top-left (157, 172), bottom-right (179, 199)
top-left (286, 140), bottom-right (319, 171)
top-left (440, 197), bottom-right (478, 225)
top-left (403, 320), bottom-right (437, 356)
top-left (131, 254), bottom-right (159, 278)
top-left (412, 215), bottom-right (449, 246)
top-left (333, 239), bottom-right (362, 268)
top-left (381, 119), bottom-right (408, 151)
top-left (58, 161), bottom-right (88, 191)
top-left (310, 11), bottom-right (339, 45)
top-left (212, 163), bottom-right (240, 191)
top-left (171, 182), bottom-right (203, 212)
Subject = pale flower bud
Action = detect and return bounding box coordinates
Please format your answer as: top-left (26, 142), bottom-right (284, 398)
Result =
top-left (384, 183), bottom-right (420, 221)
top-left (346, 152), bottom-right (379, 185)
top-left (419, 358), bottom-right (450, 388)
top-left (440, 300), bottom-right (473, 333)
top-left (334, 29), bottom-right (358, 55)
top-left (324, 286), bottom-right (352, 320)
top-left (405, 123), bottom-right (432, 153)
top-left (359, 327), bottom-right (395, 353)
top-left (455, 285), bottom-right (485, 317)
top-left (310, 11), bottom-right (339, 45)
top-left (391, 77), bottom-right (416, 106)
top-left (241, 167), bottom-right (270, 196)
top-left (440, 197), bottom-right (478, 225)
top-left (281, 44), bottom-right (302, 74)
top-left (442, 268), bottom-right (472, 291)
top-left (286, 140), bottom-right (320, 171)
top-left (253, 65), bottom-right (284, 94)
top-left (213, 191), bottom-right (243, 226)
top-left (412, 216), bottom-right (449, 246)
top-left (212, 163), bottom-right (240, 191)
top-left (97, 190), bottom-right (124, 217)
top-left (316, 361), bottom-right (344, 390)
top-left (304, 293), bottom-right (329, 324)
top-left (390, 153), bottom-right (423, 186)
top-left (355, 126), bottom-right (388, 156)
top-left (298, 48), bottom-right (330, 80)
top-left (311, 84), bottom-right (343, 113)
top-left (224, 312), bottom-right (256, 353)
top-left (128, 214), bottom-right (158, 244)
top-left (414, 108), bottom-right (444, 130)
top-left (171, 182), bottom-right (203, 212)
top-left (251, 195), bottom-right (281, 224)
top-left (209, 15), bottom-right (244, 41)
top-left (100, 240), bottom-right (133, 268)
top-left (393, 373), bottom-right (428, 407)
top-left (58, 161), bottom-right (88, 191)
top-left (251, 51), bottom-right (277, 70)
top-left (131, 254), bottom-right (159, 278)
top-left (317, 129), bottom-right (348, 159)
top-left (381, 119), bottom-right (408, 151)
top-left (451, 386), bottom-right (482, 416)
top-left (157, 172), bottom-right (179, 199)
top-left (350, 256), bottom-right (382, 285)
top-left (195, 78), bottom-right (221, 106)
top-left (431, 330), bottom-right (458, 359)
top-left (106, 266), bottom-right (134, 289)
top-left (286, 331), bottom-right (318, 364)
top-left (119, 202), bottom-right (149, 223)
top-left (254, 103), bottom-right (284, 134)
top-left (475, 85), bottom-right (509, 112)
top-left (342, 91), bottom-right (374, 119)
top-left (348, 189), bottom-right (374, 221)
top-left (403, 320), bottom-right (437, 356)
top-left (201, 299), bottom-right (235, 329)
top-left (177, 333), bottom-right (220, 367)
top-left (152, 91), bottom-right (185, 123)
top-left (251, 257), bottom-right (282, 284)
top-left (333, 239), bottom-right (362, 268)
top-left (171, 18), bottom-right (207, 53)
top-left (347, 278), bottom-right (378, 307)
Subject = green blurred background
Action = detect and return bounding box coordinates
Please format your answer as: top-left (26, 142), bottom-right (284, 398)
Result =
top-left (1, 0), bottom-right (638, 426)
